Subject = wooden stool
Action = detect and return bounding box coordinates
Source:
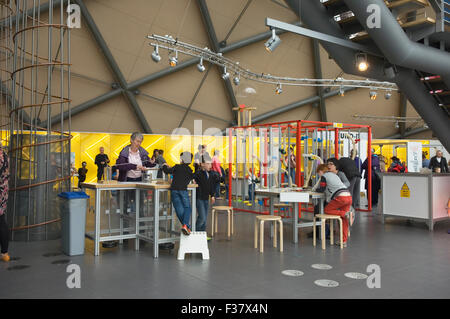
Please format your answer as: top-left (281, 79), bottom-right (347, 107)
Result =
top-left (274, 203), bottom-right (292, 218)
top-left (254, 215), bottom-right (283, 253)
top-left (211, 206), bottom-right (234, 238)
top-left (313, 214), bottom-right (344, 250)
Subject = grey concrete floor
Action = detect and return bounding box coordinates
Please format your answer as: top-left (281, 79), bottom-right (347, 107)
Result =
top-left (1, 206), bottom-right (449, 299)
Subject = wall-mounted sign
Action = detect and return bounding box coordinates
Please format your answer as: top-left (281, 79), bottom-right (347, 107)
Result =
top-left (400, 182), bottom-right (410, 198)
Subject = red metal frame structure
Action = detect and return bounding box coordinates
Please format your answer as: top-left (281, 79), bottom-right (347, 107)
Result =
top-left (227, 120), bottom-right (372, 214)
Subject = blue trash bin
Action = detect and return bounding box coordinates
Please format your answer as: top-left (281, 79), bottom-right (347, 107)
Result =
top-left (58, 192), bottom-right (90, 256)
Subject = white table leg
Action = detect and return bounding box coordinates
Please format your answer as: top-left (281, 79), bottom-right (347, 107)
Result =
top-left (95, 189), bottom-right (101, 256)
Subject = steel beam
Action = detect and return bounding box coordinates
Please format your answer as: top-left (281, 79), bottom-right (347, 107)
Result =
top-left (1, 81), bottom-right (31, 124)
top-left (197, 0), bottom-right (239, 124)
top-left (399, 93), bottom-right (408, 137)
top-left (140, 92), bottom-right (231, 124)
top-left (265, 17), bottom-right (383, 57)
top-left (384, 127), bottom-right (430, 139)
top-left (62, 24), bottom-right (301, 125)
top-left (178, 66), bottom-right (212, 127)
top-left (74, 0), bottom-right (152, 133)
top-left (312, 39), bottom-right (327, 122)
top-left (253, 87), bottom-right (357, 123)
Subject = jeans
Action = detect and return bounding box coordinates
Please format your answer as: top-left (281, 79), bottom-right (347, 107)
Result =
top-left (196, 199), bottom-right (209, 231)
top-left (284, 168), bottom-right (295, 184)
top-left (248, 183), bottom-right (255, 201)
top-left (171, 190), bottom-right (192, 229)
top-left (348, 176), bottom-right (361, 209)
top-left (214, 183), bottom-right (221, 198)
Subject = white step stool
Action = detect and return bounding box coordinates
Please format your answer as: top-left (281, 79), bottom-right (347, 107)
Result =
top-left (177, 231), bottom-right (210, 260)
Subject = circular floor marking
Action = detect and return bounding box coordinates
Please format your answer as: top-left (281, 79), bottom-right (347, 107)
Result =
top-left (281, 270), bottom-right (304, 277)
top-left (311, 264), bottom-right (333, 270)
top-left (51, 259), bottom-right (71, 265)
top-left (7, 265), bottom-right (31, 271)
top-left (314, 279), bottom-right (339, 287)
top-left (344, 272), bottom-right (368, 280)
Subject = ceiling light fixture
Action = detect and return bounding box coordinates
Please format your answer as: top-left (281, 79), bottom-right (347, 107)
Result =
top-left (385, 91), bottom-right (392, 100)
top-left (222, 67), bottom-right (230, 80)
top-left (151, 44), bottom-right (161, 62)
top-left (233, 74), bottom-right (240, 85)
top-left (265, 28), bottom-right (281, 52)
top-left (275, 83), bottom-right (282, 94)
top-left (339, 86), bottom-right (345, 96)
top-left (356, 52), bottom-right (369, 72)
top-left (169, 50), bottom-right (178, 67)
top-left (369, 90), bottom-right (377, 100)
top-left (197, 57), bottom-right (205, 72)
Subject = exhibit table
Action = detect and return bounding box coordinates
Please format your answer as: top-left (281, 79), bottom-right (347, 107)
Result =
top-left (255, 187), bottom-right (325, 243)
top-left (81, 182), bottom-right (197, 257)
top-left (379, 173), bottom-right (450, 230)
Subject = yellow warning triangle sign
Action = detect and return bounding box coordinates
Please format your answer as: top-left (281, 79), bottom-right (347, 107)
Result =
top-left (400, 182), bottom-right (410, 198)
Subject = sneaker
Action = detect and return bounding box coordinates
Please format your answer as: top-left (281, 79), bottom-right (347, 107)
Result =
top-left (349, 209), bottom-right (355, 226)
top-left (335, 240), bottom-right (347, 248)
top-left (181, 225), bottom-right (191, 236)
top-left (1, 253), bottom-right (10, 262)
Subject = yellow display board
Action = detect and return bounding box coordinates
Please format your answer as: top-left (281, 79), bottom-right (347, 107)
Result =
top-left (70, 132), bottom-right (228, 186)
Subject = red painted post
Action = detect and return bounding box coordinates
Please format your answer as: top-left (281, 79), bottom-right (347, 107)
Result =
top-left (296, 121), bottom-right (302, 186)
top-left (335, 128), bottom-right (339, 159)
top-left (228, 128), bottom-right (233, 207)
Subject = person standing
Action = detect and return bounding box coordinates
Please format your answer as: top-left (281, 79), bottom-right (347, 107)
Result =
top-left (116, 133), bottom-right (156, 214)
top-left (422, 151), bottom-right (430, 169)
top-left (162, 152), bottom-right (194, 235)
top-left (116, 133), bottom-right (156, 182)
top-left (194, 144), bottom-right (210, 173)
top-left (361, 150), bottom-right (381, 207)
top-left (95, 147), bottom-right (110, 181)
top-left (428, 150), bottom-right (448, 173)
top-left (335, 157), bottom-right (361, 211)
top-left (77, 161), bottom-right (88, 189)
top-left (156, 149), bottom-right (167, 178)
top-left (0, 142), bottom-right (10, 261)
top-left (211, 150), bottom-right (222, 198)
top-left (283, 146), bottom-right (296, 184)
top-left (194, 155), bottom-right (217, 235)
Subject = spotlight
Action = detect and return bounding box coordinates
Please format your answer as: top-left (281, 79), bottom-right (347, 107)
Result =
top-left (151, 45), bottom-right (161, 62)
top-left (385, 91), bottom-right (392, 100)
top-left (369, 90), bottom-right (377, 100)
top-left (264, 29), bottom-right (281, 52)
top-left (275, 83), bottom-right (282, 95)
top-left (339, 86), bottom-right (345, 96)
top-left (356, 52), bottom-right (368, 72)
top-left (222, 67), bottom-right (230, 80)
top-left (197, 57), bottom-right (205, 72)
top-left (395, 121), bottom-right (399, 129)
top-left (169, 50), bottom-right (178, 67)
top-left (233, 74), bottom-right (240, 86)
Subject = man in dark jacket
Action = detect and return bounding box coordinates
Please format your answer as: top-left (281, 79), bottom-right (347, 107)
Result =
top-left (194, 155), bottom-right (218, 234)
top-left (338, 157), bottom-right (362, 211)
top-left (361, 151), bottom-right (381, 207)
top-left (95, 147), bottom-right (109, 181)
top-left (429, 150), bottom-right (448, 173)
